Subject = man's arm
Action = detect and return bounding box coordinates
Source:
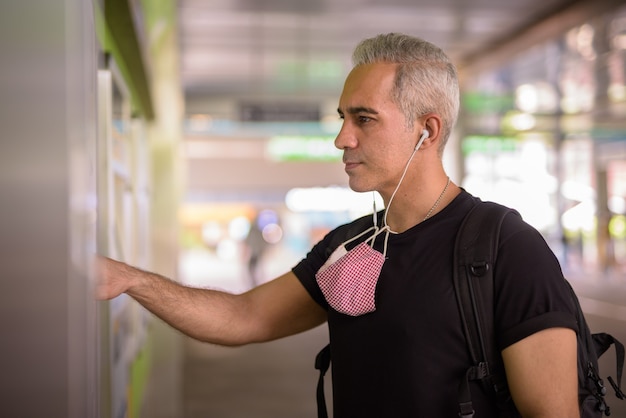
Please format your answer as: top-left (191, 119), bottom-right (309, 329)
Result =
top-left (502, 327), bottom-right (579, 418)
top-left (95, 256), bottom-right (328, 346)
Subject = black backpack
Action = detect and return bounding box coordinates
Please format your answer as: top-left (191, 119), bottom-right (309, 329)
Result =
top-left (314, 201), bottom-right (625, 418)
top-left (453, 201), bottom-right (624, 417)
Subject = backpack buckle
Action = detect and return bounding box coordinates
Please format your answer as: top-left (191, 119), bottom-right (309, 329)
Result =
top-left (469, 261), bottom-right (489, 277)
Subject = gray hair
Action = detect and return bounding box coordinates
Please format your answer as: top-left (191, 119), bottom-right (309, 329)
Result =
top-left (352, 33), bottom-right (460, 153)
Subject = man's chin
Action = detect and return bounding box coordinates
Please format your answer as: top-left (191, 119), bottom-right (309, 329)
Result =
top-left (348, 182), bottom-right (374, 194)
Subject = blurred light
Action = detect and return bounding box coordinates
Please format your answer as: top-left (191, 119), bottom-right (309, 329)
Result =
top-left (462, 135), bottom-right (517, 155)
top-left (229, 216), bottom-right (251, 241)
top-left (561, 181), bottom-right (596, 202)
top-left (560, 84), bottom-right (594, 114)
top-left (515, 82), bottom-right (558, 113)
top-left (501, 111), bottom-right (535, 132)
top-left (257, 209), bottom-right (279, 229)
top-left (609, 215), bottom-right (626, 239)
top-left (609, 196), bottom-right (626, 214)
top-left (202, 221), bottom-right (222, 246)
top-left (516, 84), bottom-right (539, 113)
top-left (267, 135), bottom-right (341, 161)
top-left (608, 84), bottom-right (626, 102)
top-left (285, 186), bottom-right (382, 214)
top-left (510, 112), bottom-right (536, 131)
top-left (216, 239), bottom-right (238, 260)
top-left (262, 223), bottom-right (283, 244)
top-left (520, 140), bottom-right (548, 171)
top-left (562, 200), bottom-right (595, 232)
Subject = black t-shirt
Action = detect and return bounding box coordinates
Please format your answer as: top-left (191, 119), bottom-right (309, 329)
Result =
top-left (292, 190), bottom-right (577, 417)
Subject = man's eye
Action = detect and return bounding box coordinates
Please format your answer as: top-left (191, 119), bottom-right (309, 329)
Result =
top-left (358, 115), bottom-right (372, 123)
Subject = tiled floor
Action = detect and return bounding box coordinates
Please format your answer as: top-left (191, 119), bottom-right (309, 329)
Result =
top-left (182, 325), bottom-right (330, 418)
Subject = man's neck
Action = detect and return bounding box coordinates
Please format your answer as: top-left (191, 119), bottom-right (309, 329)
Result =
top-left (383, 181), bottom-right (461, 233)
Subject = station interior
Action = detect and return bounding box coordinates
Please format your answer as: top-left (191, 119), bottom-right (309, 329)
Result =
top-left (2, 0), bottom-right (626, 417)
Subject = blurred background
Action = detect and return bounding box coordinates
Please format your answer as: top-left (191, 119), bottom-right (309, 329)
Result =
top-left (1, 0), bottom-right (625, 417)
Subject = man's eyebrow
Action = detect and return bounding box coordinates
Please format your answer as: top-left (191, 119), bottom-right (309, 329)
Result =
top-left (337, 106), bottom-right (379, 115)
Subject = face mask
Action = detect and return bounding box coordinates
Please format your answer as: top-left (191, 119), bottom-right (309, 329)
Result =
top-left (316, 131), bottom-right (424, 316)
top-left (315, 221), bottom-right (390, 316)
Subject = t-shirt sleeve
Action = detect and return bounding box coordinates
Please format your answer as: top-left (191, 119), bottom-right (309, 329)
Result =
top-left (494, 213), bottom-right (578, 351)
top-left (292, 215), bottom-right (374, 309)
top-left (292, 238), bottom-right (330, 309)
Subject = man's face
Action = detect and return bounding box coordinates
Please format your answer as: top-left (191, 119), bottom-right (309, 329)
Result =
top-left (335, 62), bottom-right (421, 197)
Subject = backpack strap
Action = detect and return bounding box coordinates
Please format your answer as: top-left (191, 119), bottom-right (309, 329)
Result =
top-left (315, 344), bottom-right (332, 418)
top-left (453, 201), bottom-right (517, 417)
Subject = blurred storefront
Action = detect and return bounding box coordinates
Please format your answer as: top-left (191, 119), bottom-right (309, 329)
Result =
top-left (460, 5), bottom-right (626, 276)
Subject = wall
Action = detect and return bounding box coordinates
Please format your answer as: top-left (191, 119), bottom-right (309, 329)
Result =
top-left (0, 0), bottom-right (99, 417)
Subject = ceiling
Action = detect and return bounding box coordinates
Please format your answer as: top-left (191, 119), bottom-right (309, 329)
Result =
top-left (174, 0), bottom-right (624, 204)
top-left (176, 0), bottom-right (621, 108)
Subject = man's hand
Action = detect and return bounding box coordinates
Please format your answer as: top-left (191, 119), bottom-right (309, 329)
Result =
top-left (94, 255), bottom-right (136, 300)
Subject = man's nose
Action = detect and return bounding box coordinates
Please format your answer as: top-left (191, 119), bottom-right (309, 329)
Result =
top-left (334, 123), bottom-right (356, 150)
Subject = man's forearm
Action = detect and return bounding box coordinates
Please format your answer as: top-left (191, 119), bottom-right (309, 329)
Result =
top-left (99, 257), bottom-right (255, 346)
top-left (97, 256), bottom-right (327, 346)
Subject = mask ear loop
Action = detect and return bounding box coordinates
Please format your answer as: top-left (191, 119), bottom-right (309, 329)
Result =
top-left (364, 222), bottom-right (391, 258)
top-left (341, 225), bottom-right (378, 248)
top-left (339, 195), bottom-right (390, 253)
top-left (374, 228), bottom-right (390, 258)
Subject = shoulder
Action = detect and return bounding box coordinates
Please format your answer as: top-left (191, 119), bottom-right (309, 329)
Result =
top-left (457, 197), bottom-right (559, 273)
top-left (498, 208), bottom-right (549, 250)
top-left (460, 197), bottom-right (537, 245)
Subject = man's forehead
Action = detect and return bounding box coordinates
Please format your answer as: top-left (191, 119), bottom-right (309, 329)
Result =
top-left (337, 63), bottom-right (397, 114)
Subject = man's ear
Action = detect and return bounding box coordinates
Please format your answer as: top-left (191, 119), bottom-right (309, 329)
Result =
top-left (417, 114), bottom-right (442, 150)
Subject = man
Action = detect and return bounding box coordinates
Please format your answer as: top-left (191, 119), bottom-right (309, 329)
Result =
top-left (97, 33), bottom-right (579, 417)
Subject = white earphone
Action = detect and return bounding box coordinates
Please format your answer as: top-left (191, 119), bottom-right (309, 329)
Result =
top-left (415, 129), bottom-right (429, 150)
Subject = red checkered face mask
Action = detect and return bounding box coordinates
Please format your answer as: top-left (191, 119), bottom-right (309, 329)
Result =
top-left (316, 137), bottom-right (425, 316)
top-left (315, 226), bottom-right (389, 316)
